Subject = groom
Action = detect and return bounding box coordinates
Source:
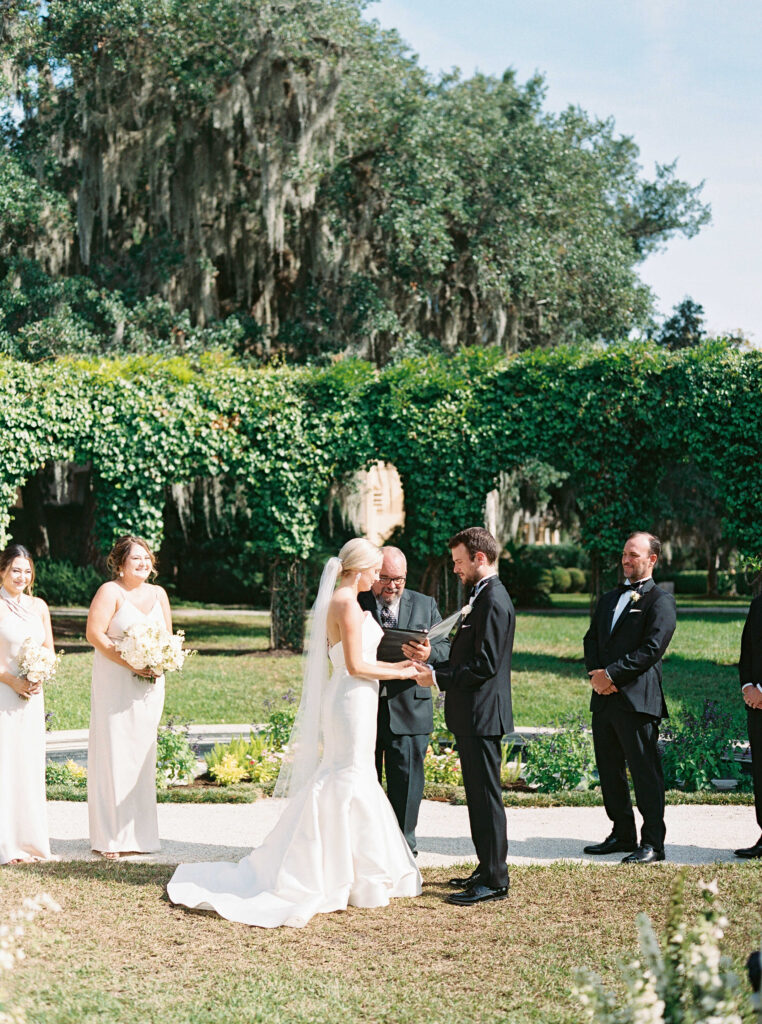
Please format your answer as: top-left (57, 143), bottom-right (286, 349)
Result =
top-left (416, 527), bottom-right (514, 905)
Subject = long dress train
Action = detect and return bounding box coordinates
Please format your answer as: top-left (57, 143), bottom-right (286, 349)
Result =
top-left (88, 597), bottom-right (166, 853)
top-left (167, 613), bottom-right (421, 927)
top-left (0, 603), bottom-right (52, 864)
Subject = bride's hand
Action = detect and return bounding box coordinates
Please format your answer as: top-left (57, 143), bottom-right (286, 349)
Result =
top-left (398, 662), bottom-right (419, 679)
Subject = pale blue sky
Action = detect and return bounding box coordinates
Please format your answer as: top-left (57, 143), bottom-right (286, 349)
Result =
top-left (367, 0), bottom-right (762, 343)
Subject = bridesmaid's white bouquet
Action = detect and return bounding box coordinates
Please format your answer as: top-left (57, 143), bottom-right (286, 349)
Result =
top-left (115, 622), bottom-right (195, 682)
top-left (16, 639), bottom-right (62, 699)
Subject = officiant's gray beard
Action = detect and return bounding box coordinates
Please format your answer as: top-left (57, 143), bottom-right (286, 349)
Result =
top-left (379, 591), bottom-right (399, 608)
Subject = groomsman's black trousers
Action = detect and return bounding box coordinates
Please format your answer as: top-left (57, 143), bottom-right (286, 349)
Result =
top-left (455, 734), bottom-right (509, 889)
top-left (375, 699), bottom-right (429, 855)
top-left (748, 706), bottom-right (762, 833)
top-left (592, 702), bottom-right (665, 850)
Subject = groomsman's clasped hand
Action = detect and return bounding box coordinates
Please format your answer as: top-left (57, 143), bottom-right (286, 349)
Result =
top-left (743, 687), bottom-right (762, 710)
top-left (588, 668), bottom-right (617, 696)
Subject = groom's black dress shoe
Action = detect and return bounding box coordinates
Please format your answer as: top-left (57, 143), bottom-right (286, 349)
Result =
top-left (445, 883), bottom-right (509, 906)
top-left (621, 844), bottom-right (665, 864)
top-left (583, 832), bottom-right (638, 855)
top-left (448, 871), bottom-right (481, 889)
top-left (734, 837), bottom-right (762, 859)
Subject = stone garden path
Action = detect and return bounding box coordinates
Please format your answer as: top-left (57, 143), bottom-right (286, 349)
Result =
top-left (45, 799), bottom-right (758, 868)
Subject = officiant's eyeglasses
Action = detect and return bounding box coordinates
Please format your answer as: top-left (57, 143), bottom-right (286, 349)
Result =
top-left (378, 575), bottom-right (406, 586)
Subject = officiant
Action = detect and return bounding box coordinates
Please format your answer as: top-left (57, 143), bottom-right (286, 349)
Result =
top-left (358, 546), bottom-right (450, 855)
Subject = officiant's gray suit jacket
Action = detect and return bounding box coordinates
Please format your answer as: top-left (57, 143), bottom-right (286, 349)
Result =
top-left (358, 588), bottom-right (450, 735)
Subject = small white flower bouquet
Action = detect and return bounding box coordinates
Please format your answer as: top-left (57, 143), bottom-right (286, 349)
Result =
top-left (16, 639), bottom-right (62, 699)
top-left (115, 622), bottom-right (196, 682)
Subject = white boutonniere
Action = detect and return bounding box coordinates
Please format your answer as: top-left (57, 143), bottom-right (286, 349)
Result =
top-left (629, 591), bottom-right (641, 604)
top-left (460, 603), bottom-right (473, 619)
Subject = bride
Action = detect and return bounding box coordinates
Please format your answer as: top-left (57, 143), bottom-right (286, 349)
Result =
top-left (167, 538), bottom-right (422, 927)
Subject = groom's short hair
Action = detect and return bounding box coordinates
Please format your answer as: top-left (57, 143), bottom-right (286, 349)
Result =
top-left (449, 527), bottom-right (499, 565)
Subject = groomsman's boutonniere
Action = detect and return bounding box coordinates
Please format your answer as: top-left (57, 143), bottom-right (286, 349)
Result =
top-left (629, 591), bottom-right (641, 604)
top-left (460, 603), bottom-right (473, 619)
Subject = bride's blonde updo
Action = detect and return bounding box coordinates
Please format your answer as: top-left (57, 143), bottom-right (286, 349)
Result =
top-left (338, 538), bottom-right (382, 574)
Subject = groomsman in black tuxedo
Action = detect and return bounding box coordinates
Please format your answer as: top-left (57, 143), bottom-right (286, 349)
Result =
top-left (734, 593), bottom-right (762, 858)
top-left (416, 527), bottom-right (514, 905)
top-left (358, 546), bottom-right (449, 856)
top-left (583, 532), bottom-right (677, 863)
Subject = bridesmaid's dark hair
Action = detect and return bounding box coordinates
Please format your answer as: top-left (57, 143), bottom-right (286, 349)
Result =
top-left (107, 535), bottom-right (157, 580)
top-left (0, 543), bottom-right (36, 592)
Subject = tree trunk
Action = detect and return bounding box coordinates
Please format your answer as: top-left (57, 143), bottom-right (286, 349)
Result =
top-left (420, 555), bottom-right (444, 603)
top-left (270, 556), bottom-right (307, 652)
top-left (588, 552), bottom-right (601, 619)
top-left (20, 473), bottom-right (50, 558)
top-left (706, 543), bottom-right (719, 598)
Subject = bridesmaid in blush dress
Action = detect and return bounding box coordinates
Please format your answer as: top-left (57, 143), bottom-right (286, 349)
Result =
top-left (86, 534), bottom-right (172, 860)
top-left (0, 544), bottom-right (56, 865)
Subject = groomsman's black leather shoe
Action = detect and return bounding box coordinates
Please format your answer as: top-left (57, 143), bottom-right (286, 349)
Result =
top-left (583, 832), bottom-right (638, 855)
top-left (734, 837), bottom-right (762, 858)
top-left (445, 883), bottom-right (509, 906)
top-left (448, 871), bottom-right (481, 889)
top-left (621, 844), bottom-right (665, 863)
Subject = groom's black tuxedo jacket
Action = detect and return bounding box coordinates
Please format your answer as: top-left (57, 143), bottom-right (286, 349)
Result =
top-left (434, 576), bottom-right (514, 737)
top-left (584, 578), bottom-right (676, 720)
top-left (359, 588), bottom-right (449, 735)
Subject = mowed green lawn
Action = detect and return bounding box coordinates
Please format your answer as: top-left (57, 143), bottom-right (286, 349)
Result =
top-left (3, 862), bottom-right (762, 1024)
top-left (45, 608), bottom-right (749, 733)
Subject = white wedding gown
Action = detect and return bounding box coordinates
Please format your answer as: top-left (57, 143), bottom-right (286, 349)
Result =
top-left (167, 613), bottom-right (421, 927)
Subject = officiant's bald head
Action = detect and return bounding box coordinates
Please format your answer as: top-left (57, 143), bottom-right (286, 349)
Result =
top-left (372, 546), bottom-right (408, 606)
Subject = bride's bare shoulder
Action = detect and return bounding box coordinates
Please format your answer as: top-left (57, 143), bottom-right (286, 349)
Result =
top-left (329, 589), bottom-right (361, 618)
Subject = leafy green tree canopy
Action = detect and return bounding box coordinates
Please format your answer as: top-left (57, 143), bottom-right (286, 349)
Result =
top-left (1, 0), bottom-right (709, 362)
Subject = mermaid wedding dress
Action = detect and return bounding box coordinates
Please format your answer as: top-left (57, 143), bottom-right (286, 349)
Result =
top-left (167, 609), bottom-right (421, 928)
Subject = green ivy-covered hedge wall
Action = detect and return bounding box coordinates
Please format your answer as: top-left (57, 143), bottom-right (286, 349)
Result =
top-left (2, 342), bottom-right (760, 647)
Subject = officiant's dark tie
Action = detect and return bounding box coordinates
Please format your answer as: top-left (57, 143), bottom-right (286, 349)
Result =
top-left (380, 606), bottom-right (397, 629)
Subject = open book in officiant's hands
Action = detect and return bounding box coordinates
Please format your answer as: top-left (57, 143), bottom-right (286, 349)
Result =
top-left (377, 627), bottom-right (428, 662)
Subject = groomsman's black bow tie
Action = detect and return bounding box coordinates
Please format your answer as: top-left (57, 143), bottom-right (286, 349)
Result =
top-left (617, 580), bottom-right (647, 594)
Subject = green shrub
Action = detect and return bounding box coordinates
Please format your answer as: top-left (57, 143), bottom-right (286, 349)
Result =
top-left (664, 570), bottom-right (707, 595)
top-left (208, 752), bottom-right (248, 785)
top-left (521, 544), bottom-right (587, 569)
top-left (568, 567), bottom-right (586, 592)
top-left (423, 745), bottom-right (462, 785)
top-left (499, 549), bottom-right (554, 607)
top-left (661, 700), bottom-right (746, 791)
top-left (523, 715), bottom-right (597, 792)
top-left (245, 735), bottom-right (284, 784)
top-left (551, 566), bottom-right (572, 593)
top-left (718, 570), bottom-right (752, 595)
top-left (156, 721), bottom-right (198, 788)
top-left (45, 759), bottom-right (87, 786)
top-left (261, 690), bottom-right (298, 747)
top-left (34, 559), bottom-right (103, 606)
top-left (204, 734), bottom-right (283, 786)
top-left (431, 693), bottom-right (455, 748)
